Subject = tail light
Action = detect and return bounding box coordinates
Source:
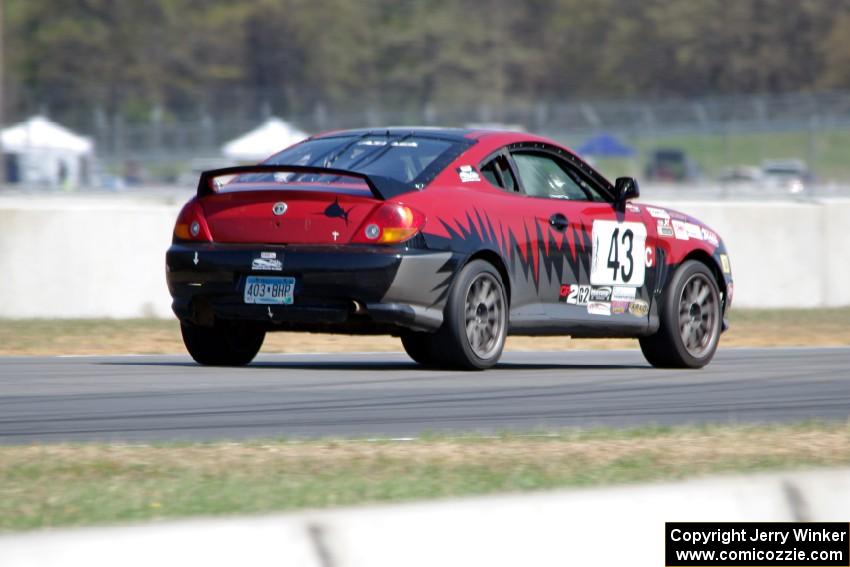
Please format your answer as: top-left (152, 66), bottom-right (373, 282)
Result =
top-left (173, 198), bottom-right (213, 242)
top-left (352, 203), bottom-right (425, 244)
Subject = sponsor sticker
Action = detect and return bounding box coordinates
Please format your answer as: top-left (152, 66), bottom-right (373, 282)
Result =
top-left (611, 301), bottom-right (629, 315)
top-left (564, 284), bottom-right (591, 305)
top-left (359, 140), bottom-right (418, 147)
top-left (457, 165), bottom-right (481, 183)
top-left (629, 299), bottom-right (649, 317)
top-left (646, 206), bottom-right (670, 219)
top-left (626, 203), bottom-right (641, 214)
top-left (720, 254), bottom-right (731, 274)
top-left (612, 286), bottom-right (637, 301)
top-left (685, 223), bottom-right (703, 240)
top-left (645, 246), bottom-right (655, 268)
top-left (590, 286), bottom-right (613, 302)
top-left (701, 227), bottom-right (719, 246)
top-left (671, 220), bottom-right (690, 240)
top-left (587, 302), bottom-right (611, 316)
top-left (657, 218), bottom-right (674, 238)
top-left (260, 251), bottom-right (277, 259)
top-left (251, 258), bottom-right (283, 271)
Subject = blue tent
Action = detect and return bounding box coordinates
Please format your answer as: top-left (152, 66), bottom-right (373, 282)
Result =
top-left (577, 133), bottom-right (636, 158)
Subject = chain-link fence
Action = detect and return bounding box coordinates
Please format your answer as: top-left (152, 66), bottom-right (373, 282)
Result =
top-left (5, 90), bottom-right (850, 190)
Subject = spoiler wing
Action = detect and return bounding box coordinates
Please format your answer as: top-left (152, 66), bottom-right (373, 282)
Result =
top-left (197, 165), bottom-right (414, 200)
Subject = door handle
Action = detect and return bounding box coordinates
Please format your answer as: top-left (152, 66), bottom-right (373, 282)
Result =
top-left (549, 213), bottom-right (568, 232)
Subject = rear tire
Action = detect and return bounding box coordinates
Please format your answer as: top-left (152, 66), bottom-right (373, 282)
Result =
top-left (180, 321), bottom-right (265, 366)
top-left (639, 260), bottom-right (721, 368)
top-left (429, 259), bottom-right (508, 370)
top-left (400, 332), bottom-right (439, 366)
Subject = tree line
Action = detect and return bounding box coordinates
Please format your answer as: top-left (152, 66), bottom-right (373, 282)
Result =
top-left (6, 0), bottom-right (850, 124)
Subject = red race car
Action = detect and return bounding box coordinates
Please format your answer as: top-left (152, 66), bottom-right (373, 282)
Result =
top-left (166, 128), bottom-right (732, 369)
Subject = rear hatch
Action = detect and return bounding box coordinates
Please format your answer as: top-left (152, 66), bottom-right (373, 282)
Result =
top-left (199, 170), bottom-right (383, 245)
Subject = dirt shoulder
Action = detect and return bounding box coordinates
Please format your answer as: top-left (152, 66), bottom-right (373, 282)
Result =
top-left (0, 308), bottom-right (848, 356)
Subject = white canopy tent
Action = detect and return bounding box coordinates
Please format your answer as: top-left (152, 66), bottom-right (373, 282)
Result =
top-left (1, 115), bottom-right (94, 187)
top-left (221, 117), bottom-right (308, 162)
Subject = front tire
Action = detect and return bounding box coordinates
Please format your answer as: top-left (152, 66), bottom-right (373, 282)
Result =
top-left (639, 260), bottom-right (722, 368)
top-left (430, 259), bottom-right (508, 370)
top-left (180, 321), bottom-right (265, 366)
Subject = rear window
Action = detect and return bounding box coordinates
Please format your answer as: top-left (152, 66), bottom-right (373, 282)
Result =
top-left (264, 134), bottom-right (464, 185)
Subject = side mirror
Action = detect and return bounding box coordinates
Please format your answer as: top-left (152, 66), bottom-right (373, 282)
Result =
top-left (614, 177), bottom-right (640, 204)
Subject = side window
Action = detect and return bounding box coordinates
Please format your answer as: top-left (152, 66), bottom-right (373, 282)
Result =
top-left (512, 151), bottom-right (606, 202)
top-left (480, 155), bottom-right (518, 192)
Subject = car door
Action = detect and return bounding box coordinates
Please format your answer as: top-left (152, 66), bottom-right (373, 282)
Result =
top-left (476, 150), bottom-right (550, 322)
top-left (505, 144), bottom-right (651, 332)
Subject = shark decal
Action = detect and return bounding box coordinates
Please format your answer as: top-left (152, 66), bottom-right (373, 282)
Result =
top-left (323, 197), bottom-right (353, 225)
top-left (424, 208), bottom-right (592, 305)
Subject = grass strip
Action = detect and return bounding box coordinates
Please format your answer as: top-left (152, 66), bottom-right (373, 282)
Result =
top-left (1, 421), bottom-right (849, 531)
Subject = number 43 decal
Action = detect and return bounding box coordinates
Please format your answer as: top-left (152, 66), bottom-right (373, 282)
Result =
top-left (591, 220), bottom-right (648, 287)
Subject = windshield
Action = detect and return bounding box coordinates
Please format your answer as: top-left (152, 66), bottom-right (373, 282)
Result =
top-left (263, 134), bottom-right (466, 185)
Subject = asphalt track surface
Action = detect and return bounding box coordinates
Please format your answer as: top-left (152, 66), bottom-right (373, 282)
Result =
top-left (1, 347), bottom-right (849, 444)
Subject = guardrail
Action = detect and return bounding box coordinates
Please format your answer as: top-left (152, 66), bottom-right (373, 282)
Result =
top-left (0, 194), bottom-right (848, 317)
top-left (1, 468), bottom-right (848, 567)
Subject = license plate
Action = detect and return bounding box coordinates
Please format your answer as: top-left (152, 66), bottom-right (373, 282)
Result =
top-left (243, 276), bottom-right (295, 305)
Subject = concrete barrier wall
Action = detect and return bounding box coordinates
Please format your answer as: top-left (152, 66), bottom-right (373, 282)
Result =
top-left (1, 468), bottom-right (848, 567)
top-left (0, 196), bottom-right (848, 318)
top-left (0, 197), bottom-right (180, 318)
top-left (657, 199), bottom-right (850, 308)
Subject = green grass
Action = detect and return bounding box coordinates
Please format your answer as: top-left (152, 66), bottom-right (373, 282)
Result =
top-left (2, 422), bottom-right (849, 531)
top-left (730, 307), bottom-right (850, 325)
top-left (560, 129), bottom-right (850, 181)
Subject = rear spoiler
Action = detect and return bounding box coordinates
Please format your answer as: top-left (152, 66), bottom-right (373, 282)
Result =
top-left (197, 165), bottom-right (414, 200)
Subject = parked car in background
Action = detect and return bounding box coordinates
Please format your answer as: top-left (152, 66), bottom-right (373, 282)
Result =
top-left (644, 148), bottom-right (700, 183)
top-left (717, 165), bottom-right (764, 192)
top-left (718, 165), bottom-right (764, 184)
top-left (760, 159), bottom-right (812, 194)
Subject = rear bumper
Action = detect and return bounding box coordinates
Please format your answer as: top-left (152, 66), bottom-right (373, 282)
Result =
top-left (165, 243), bottom-right (455, 333)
